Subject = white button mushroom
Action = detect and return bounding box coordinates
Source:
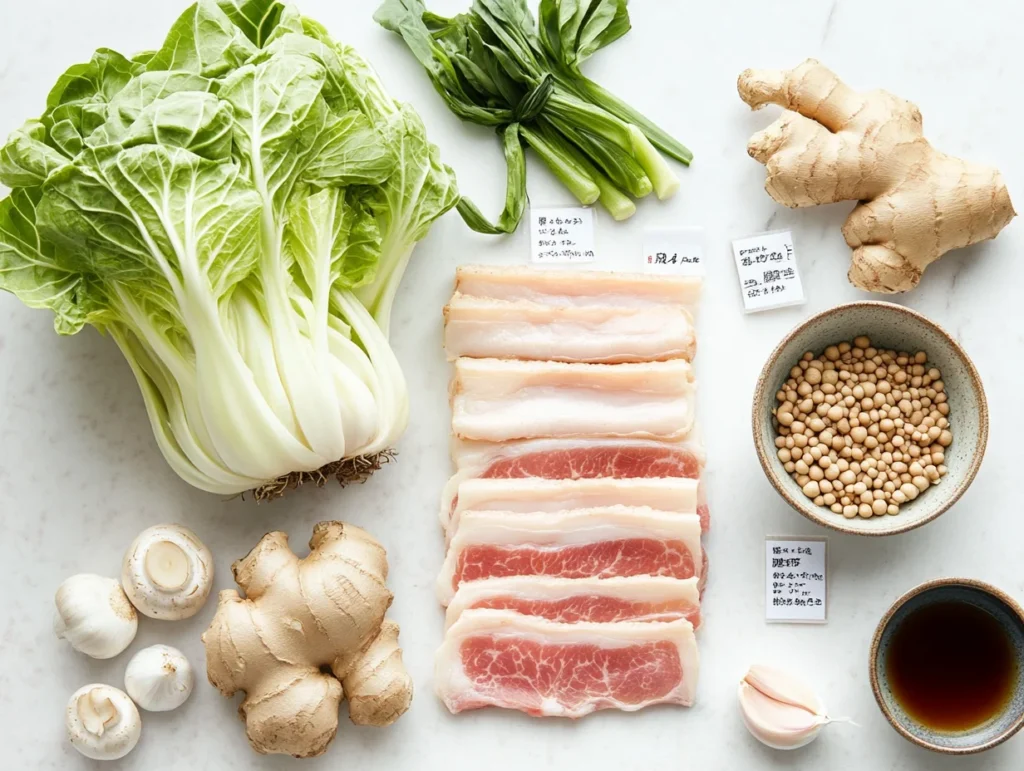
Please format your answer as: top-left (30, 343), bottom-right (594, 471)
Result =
top-left (121, 524), bottom-right (214, 620)
top-left (66, 684), bottom-right (142, 760)
top-left (54, 574), bottom-right (138, 659)
top-left (124, 645), bottom-right (194, 712)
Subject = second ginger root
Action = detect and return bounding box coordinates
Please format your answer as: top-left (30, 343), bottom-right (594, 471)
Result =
top-left (738, 59), bottom-right (1015, 293)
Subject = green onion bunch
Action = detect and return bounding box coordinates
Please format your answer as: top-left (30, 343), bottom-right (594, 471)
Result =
top-left (375, 0), bottom-right (692, 233)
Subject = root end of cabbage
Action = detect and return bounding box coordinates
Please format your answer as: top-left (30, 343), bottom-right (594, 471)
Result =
top-left (251, 450), bottom-right (398, 502)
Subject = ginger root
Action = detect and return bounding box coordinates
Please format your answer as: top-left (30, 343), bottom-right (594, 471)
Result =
top-left (738, 59), bottom-right (1015, 293)
top-left (201, 522), bottom-right (412, 758)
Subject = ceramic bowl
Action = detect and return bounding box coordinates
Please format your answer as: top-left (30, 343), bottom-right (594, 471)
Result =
top-left (752, 302), bottom-right (988, 536)
top-left (870, 579), bottom-right (1024, 754)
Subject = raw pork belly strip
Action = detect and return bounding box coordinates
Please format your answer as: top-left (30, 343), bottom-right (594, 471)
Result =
top-left (444, 295), bottom-right (696, 363)
top-left (454, 265), bottom-right (702, 310)
top-left (445, 576), bottom-right (702, 629)
top-left (437, 507), bottom-right (703, 605)
top-left (450, 436), bottom-right (706, 478)
top-left (442, 436), bottom-right (710, 529)
top-left (436, 610), bottom-right (699, 717)
top-left (447, 477), bottom-right (699, 540)
top-left (451, 358), bottom-right (696, 442)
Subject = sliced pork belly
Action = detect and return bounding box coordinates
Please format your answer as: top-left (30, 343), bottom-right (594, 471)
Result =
top-left (444, 295), bottom-right (696, 363)
top-left (451, 358), bottom-right (696, 442)
top-left (450, 436), bottom-right (706, 477)
top-left (454, 265), bottom-right (702, 310)
top-left (436, 610), bottom-right (699, 716)
top-left (445, 576), bottom-right (701, 629)
top-left (442, 436), bottom-right (709, 527)
top-left (437, 507), bottom-right (703, 605)
top-left (447, 477), bottom-right (699, 540)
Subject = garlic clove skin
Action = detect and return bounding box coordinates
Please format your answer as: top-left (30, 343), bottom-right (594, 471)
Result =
top-left (738, 665), bottom-right (829, 750)
top-left (124, 644), bottom-right (194, 712)
top-left (121, 524), bottom-right (214, 620)
top-left (54, 574), bottom-right (138, 659)
top-left (745, 665), bottom-right (823, 713)
top-left (66, 684), bottom-right (142, 760)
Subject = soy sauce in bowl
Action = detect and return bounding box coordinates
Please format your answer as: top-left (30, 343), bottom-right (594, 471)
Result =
top-left (871, 579), bottom-right (1024, 754)
top-left (886, 600), bottom-right (1017, 731)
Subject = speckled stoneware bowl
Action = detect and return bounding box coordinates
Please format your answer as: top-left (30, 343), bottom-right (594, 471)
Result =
top-left (870, 579), bottom-right (1024, 754)
top-left (752, 302), bottom-right (988, 536)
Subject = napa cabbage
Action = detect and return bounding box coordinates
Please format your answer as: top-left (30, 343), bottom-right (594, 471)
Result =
top-left (0, 0), bottom-right (459, 495)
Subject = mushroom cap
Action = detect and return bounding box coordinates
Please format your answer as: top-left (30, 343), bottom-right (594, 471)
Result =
top-left (121, 524), bottom-right (214, 620)
top-left (66, 684), bottom-right (141, 760)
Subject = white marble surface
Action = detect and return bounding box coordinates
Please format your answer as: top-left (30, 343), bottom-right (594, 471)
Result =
top-left (2, 0), bottom-right (1024, 768)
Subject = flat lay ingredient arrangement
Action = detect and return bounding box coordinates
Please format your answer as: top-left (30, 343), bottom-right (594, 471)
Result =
top-left (0, 0), bottom-right (1021, 764)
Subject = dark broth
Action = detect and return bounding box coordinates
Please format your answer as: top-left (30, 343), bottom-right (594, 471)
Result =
top-left (886, 600), bottom-right (1017, 732)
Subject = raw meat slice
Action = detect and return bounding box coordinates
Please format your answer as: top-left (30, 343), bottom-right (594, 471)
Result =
top-left (445, 576), bottom-right (702, 629)
top-left (444, 295), bottom-right (696, 363)
top-left (450, 436), bottom-right (705, 476)
top-left (454, 265), bottom-right (702, 310)
top-left (447, 477), bottom-right (699, 540)
top-left (443, 438), bottom-right (710, 532)
top-left (437, 507), bottom-right (703, 605)
top-left (442, 436), bottom-right (709, 528)
top-left (451, 358), bottom-right (696, 442)
top-left (436, 609), bottom-right (699, 716)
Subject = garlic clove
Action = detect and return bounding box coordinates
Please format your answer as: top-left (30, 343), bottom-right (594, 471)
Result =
top-left (66, 684), bottom-right (142, 760)
top-left (122, 524), bottom-right (214, 620)
top-left (745, 664), bottom-right (824, 714)
top-left (738, 665), bottom-right (829, 750)
top-left (54, 574), bottom-right (138, 659)
top-left (124, 644), bottom-right (194, 712)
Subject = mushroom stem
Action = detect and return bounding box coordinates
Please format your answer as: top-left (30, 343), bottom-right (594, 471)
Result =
top-left (78, 689), bottom-right (118, 736)
top-left (122, 524), bottom-right (214, 620)
top-left (66, 684), bottom-right (142, 760)
top-left (145, 540), bottom-right (191, 591)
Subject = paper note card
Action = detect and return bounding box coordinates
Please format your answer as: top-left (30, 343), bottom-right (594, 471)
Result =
top-left (732, 230), bottom-right (805, 312)
top-left (530, 207), bottom-right (596, 264)
top-left (643, 227), bottom-right (705, 276)
top-left (765, 537), bottom-right (827, 623)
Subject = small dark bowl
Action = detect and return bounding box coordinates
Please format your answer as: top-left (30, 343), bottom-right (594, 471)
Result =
top-left (870, 579), bottom-right (1024, 754)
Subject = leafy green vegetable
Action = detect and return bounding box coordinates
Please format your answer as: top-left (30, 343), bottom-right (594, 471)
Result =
top-left (375, 0), bottom-right (690, 233)
top-left (0, 0), bottom-right (458, 496)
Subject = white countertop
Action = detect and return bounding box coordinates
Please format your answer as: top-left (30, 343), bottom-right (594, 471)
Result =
top-left (3, 1), bottom-right (1024, 768)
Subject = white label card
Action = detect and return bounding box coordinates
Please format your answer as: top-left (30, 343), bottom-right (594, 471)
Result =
top-left (643, 227), bottom-right (705, 275)
top-left (732, 230), bottom-right (805, 312)
top-left (530, 207), bottom-right (596, 264)
top-left (765, 537), bottom-right (827, 623)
